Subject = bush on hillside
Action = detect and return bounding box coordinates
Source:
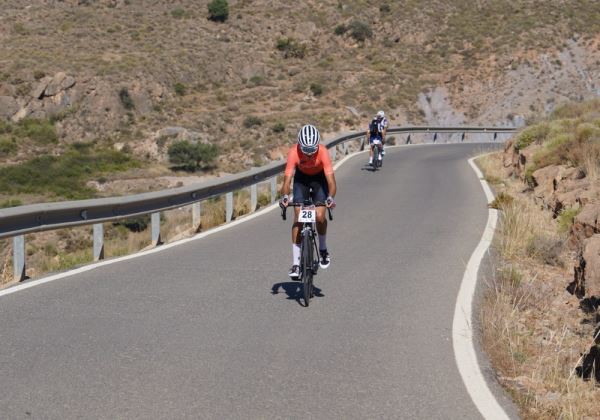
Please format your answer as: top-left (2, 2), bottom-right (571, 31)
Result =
top-left (17, 118), bottom-right (58, 145)
top-left (119, 88), bottom-right (135, 110)
top-left (310, 83), bottom-right (323, 96)
top-left (208, 0), bottom-right (229, 22)
top-left (174, 82), bottom-right (186, 96)
top-left (348, 20), bottom-right (373, 42)
top-left (514, 123), bottom-right (549, 150)
top-left (272, 122), bottom-right (285, 133)
top-left (275, 37), bottom-right (307, 59)
top-left (243, 116), bottom-right (263, 128)
top-left (168, 140), bottom-right (218, 171)
top-left (334, 24), bottom-right (347, 35)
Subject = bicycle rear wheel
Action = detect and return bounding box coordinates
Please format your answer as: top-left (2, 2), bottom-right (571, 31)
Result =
top-left (301, 232), bottom-right (313, 307)
top-left (373, 145), bottom-right (380, 170)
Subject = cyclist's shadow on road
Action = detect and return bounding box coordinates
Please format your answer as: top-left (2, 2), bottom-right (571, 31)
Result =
top-left (271, 282), bottom-right (324, 306)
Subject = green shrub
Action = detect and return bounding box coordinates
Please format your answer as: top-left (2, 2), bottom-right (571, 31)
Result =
top-left (249, 75), bottom-right (265, 86)
top-left (275, 37), bottom-right (307, 59)
top-left (170, 8), bottom-right (187, 19)
top-left (557, 207), bottom-right (581, 233)
top-left (208, 0), bottom-right (229, 22)
top-left (348, 20), bottom-right (373, 42)
top-left (334, 24), bottom-right (347, 35)
top-left (0, 137), bottom-right (17, 156)
top-left (272, 122), bottom-right (285, 133)
top-left (310, 83), bottom-right (323, 96)
top-left (243, 116), bottom-right (263, 128)
top-left (379, 4), bottom-right (391, 13)
top-left (17, 118), bottom-right (58, 144)
top-left (167, 140), bottom-right (219, 171)
top-left (33, 70), bottom-right (45, 80)
top-left (174, 82), bottom-right (186, 96)
top-left (514, 123), bottom-right (549, 150)
top-left (0, 199), bottom-right (22, 208)
top-left (119, 87), bottom-right (135, 110)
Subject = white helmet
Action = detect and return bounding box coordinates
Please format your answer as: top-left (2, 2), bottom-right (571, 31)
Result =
top-left (377, 110), bottom-right (385, 119)
top-left (297, 124), bottom-right (320, 155)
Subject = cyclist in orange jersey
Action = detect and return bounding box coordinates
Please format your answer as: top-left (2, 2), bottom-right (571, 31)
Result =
top-left (280, 125), bottom-right (337, 279)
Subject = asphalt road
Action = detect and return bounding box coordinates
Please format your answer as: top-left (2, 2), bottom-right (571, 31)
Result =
top-left (0, 143), bottom-right (516, 419)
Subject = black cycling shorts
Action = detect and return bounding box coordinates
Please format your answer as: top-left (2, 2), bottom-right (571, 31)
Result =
top-left (292, 170), bottom-right (329, 204)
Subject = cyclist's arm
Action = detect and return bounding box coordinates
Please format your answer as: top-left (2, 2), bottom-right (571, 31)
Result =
top-left (325, 173), bottom-right (337, 198)
top-left (281, 175), bottom-right (293, 197)
top-left (281, 147), bottom-right (298, 199)
top-left (381, 120), bottom-right (388, 143)
top-left (320, 147), bottom-right (336, 198)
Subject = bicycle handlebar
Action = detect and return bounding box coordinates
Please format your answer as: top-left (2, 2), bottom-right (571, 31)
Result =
top-left (280, 203), bottom-right (333, 221)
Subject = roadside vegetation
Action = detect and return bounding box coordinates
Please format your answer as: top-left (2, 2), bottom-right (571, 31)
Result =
top-left (0, 142), bottom-right (140, 200)
top-left (477, 99), bottom-right (600, 418)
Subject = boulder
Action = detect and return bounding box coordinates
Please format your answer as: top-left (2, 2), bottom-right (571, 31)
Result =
top-left (0, 96), bottom-right (19, 119)
top-left (582, 235), bottom-right (600, 297)
top-left (533, 165), bottom-right (560, 197)
top-left (31, 76), bottom-right (52, 99)
top-left (45, 72), bottom-right (68, 97)
top-left (573, 203), bottom-right (600, 240)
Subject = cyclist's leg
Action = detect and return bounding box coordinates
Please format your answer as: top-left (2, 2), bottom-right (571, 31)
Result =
top-left (310, 172), bottom-right (331, 268)
top-left (290, 173), bottom-right (309, 274)
top-left (368, 141), bottom-right (374, 164)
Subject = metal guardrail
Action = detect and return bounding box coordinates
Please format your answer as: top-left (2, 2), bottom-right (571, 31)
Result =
top-left (1, 125), bottom-right (517, 281)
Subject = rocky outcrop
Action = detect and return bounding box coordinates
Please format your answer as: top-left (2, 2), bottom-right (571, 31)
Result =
top-left (7, 72), bottom-right (78, 123)
top-left (0, 96), bottom-right (19, 119)
top-left (527, 164), bottom-right (593, 216)
top-left (573, 203), bottom-right (600, 240)
top-left (569, 235), bottom-right (600, 298)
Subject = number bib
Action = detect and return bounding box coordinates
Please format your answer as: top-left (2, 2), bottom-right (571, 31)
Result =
top-left (298, 206), bottom-right (316, 223)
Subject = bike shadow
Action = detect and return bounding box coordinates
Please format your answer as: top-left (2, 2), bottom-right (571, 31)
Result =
top-left (271, 281), bottom-right (324, 306)
top-left (360, 163), bottom-right (379, 172)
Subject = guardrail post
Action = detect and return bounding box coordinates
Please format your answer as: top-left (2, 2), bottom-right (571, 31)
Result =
top-left (461, 132), bottom-right (466, 142)
top-left (331, 147), bottom-right (337, 161)
top-left (493, 132), bottom-right (498, 141)
top-left (359, 138), bottom-right (365, 151)
top-left (13, 235), bottom-right (26, 282)
top-left (192, 202), bottom-right (201, 231)
top-left (151, 212), bottom-right (162, 246)
top-left (250, 184), bottom-right (258, 212)
top-left (225, 192), bottom-right (234, 222)
top-left (93, 223), bottom-right (104, 261)
top-left (406, 134), bottom-right (411, 144)
top-left (342, 143), bottom-right (348, 155)
top-left (270, 177), bottom-right (277, 204)
top-left (433, 133), bottom-right (438, 143)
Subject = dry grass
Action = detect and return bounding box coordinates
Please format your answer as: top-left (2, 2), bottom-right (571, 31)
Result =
top-left (477, 151), bottom-right (600, 418)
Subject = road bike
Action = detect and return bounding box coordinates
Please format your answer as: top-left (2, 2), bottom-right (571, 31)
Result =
top-left (371, 139), bottom-right (383, 170)
top-left (281, 200), bottom-right (332, 307)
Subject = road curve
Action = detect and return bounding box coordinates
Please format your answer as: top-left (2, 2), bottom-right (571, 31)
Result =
top-left (0, 144), bottom-right (513, 419)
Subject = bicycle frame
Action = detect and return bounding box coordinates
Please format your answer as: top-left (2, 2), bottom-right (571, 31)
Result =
top-left (281, 201), bottom-right (333, 306)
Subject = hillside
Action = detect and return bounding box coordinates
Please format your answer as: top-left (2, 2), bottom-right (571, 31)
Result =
top-left (1, 0), bottom-right (600, 204)
top-left (478, 100), bottom-right (600, 418)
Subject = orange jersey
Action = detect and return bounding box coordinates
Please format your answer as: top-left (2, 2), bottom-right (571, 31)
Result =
top-left (284, 144), bottom-right (334, 177)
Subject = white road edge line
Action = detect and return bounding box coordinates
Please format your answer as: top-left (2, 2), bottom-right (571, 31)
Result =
top-left (452, 155), bottom-right (510, 420)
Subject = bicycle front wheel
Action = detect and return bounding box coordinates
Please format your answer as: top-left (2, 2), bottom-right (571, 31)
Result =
top-left (301, 232), bottom-right (313, 307)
